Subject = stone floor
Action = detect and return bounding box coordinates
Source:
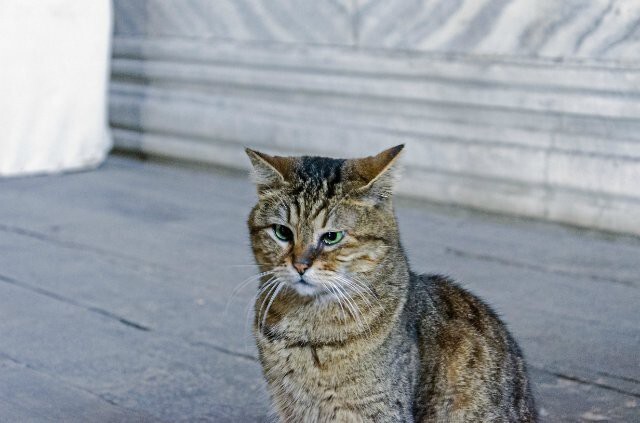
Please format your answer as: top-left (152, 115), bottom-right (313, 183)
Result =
top-left (0, 155), bottom-right (638, 422)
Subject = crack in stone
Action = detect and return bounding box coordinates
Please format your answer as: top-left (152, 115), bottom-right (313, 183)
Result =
top-left (189, 341), bottom-right (258, 362)
top-left (0, 352), bottom-right (135, 411)
top-left (0, 222), bottom-right (219, 298)
top-left (548, 371), bottom-right (640, 399)
top-left (0, 273), bottom-right (258, 363)
top-left (531, 365), bottom-right (640, 399)
top-left (445, 247), bottom-right (637, 288)
top-left (0, 223), bottom-right (180, 277)
top-left (595, 369), bottom-right (640, 386)
top-left (0, 273), bottom-right (151, 332)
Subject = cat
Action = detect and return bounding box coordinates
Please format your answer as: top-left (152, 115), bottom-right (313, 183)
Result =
top-left (245, 145), bottom-right (536, 422)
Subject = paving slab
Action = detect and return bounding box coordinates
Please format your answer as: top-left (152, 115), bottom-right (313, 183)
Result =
top-left (0, 155), bottom-right (638, 422)
top-left (0, 356), bottom-right (158, 423)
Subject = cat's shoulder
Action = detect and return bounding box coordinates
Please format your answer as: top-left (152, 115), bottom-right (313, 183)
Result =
top-left (412, 272), bottom-right (474, 299)
top-left (411, 272), bottom-right (503, 326)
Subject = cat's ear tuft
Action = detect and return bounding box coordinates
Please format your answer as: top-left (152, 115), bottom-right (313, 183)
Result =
top-left (245, 148), bottom-right (293, 193)
top-left (345, 144), bottom-right (404, 202)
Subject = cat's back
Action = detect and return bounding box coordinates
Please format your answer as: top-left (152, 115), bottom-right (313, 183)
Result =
top-left (409, 273), bottom-right (537, 422)
top-left (415, 273), bottom-right (505, 339)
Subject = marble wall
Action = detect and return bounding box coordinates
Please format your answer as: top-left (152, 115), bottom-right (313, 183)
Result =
top-left (110, 0), bottom-right (640, 235)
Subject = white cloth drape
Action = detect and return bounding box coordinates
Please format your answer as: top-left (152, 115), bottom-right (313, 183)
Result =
top-left (0, 1), bottom-right (112, 176)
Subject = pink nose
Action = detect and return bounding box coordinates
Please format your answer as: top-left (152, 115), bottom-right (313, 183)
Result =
top-left (293, 262), bottom-right (310, 275)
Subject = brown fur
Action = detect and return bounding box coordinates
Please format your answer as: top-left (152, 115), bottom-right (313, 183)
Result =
top-left (246, 146), bottom-right (536, 422)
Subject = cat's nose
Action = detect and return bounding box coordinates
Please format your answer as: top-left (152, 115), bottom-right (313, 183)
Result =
top-left (293, 260), bottom-right (311, 275)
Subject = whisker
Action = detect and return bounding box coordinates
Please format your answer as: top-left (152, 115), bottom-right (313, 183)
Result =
top-left (322, 282), bottom-right (353, 342)
top-left (224, 270), bottom-right (278, 315)
top-left (338, 286), bottom-right (363, 332)
top-left (225, 264), bottom-right (269, 267)
top-left (227, 259), bottom-right (276, 266)
top-left (333, 275), bottom-right (371, 302)
top-left (348, 275), bottom-right (382, 307)
top-left (332, 274), bottom-right (380, 312)
top-left (328, 282), bottom-right (355, 321)
top-left (255, 279), bottom-right (279, 306)
top-left (257, 278), bottom-right (281, 328)
top-left (261, 282), bottom-right (285, 331)
top-left (323, 283), bottom-right (347, 323)
top-left (333, 281), bottom-right (373, 337)
top-left (231, 270), bottom-right (276, 296)
top-left (250, 277), bottom-right (279, 314)
top-left (243, 277), bottom-right (279, 349)
top-left (342, 287), bottom-right (373, 320)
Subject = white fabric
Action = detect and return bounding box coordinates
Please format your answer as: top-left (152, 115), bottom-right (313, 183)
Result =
top-left (0, 1), bottom-right (112, 176)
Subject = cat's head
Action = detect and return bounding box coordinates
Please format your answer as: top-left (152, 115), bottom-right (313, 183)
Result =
top-left (246, 145), bottom-right (404, 300)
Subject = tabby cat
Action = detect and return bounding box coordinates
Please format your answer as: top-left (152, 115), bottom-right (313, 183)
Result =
top-left (246, 145), bottom-right (536, 422)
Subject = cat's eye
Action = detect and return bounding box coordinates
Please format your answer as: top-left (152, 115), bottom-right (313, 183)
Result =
top-left (273, 224), bottom-right (293, 242)
top-left (321, 231), bottom-right (345, 246)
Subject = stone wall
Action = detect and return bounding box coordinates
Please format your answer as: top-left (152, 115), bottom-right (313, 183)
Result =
top-left (109, 0), bottom-right (640, 235)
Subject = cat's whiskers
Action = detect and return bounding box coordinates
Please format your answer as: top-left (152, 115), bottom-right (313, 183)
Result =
top-left (311, 280), bottom-right (354, 342)
top-left (312, 271), bottom-right (378, 335)
top-left (329, 273), bottom-right (381, 321)
top-left (260, 281), bottom-right (286, 331)
top-left (241, 275), bottom-right (279, 351)
top-left (249, 276), bottom-right (283, 346)
top-left (246, 277), bottom-right (278, 322)
top-left (347, 274), bottom-right (380, 299)
top-left (321, 282), bottom-right (354, 342)
top-left (322, 279), bottom-right (370, 336)
top-left (231, 269), bottom-right (277, 297)
top-left (257, 278), bottom-right (283, 330)
top-left (334, 282), bottom-right (371, 336)
top-left (338, 286), bottom-right (374, 327)
top-left (322, 283), bottom-right (347, 323)
top-left (255, 278), bottom-right (280, 310)
top-left (224, 269), bottom-right (278, 315)
top-left (334, 284), bottom-right (358, 323)
top-left (332, 274), bottom-right (376, 310)
top-left (341, 278), bottom-right (376, 337)
top-left (226, 263), bottom-right (272, 267)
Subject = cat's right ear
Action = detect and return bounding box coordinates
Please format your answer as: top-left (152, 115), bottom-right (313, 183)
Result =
top-left (344, 144), bottom-right (404, 203)
top-left (245, 148), bottom-right (292, 194)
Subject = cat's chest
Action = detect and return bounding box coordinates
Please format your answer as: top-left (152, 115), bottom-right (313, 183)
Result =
top-left (257, 337), bottom-right (414, 421)
top-left (260, 339), bottom-right (363, 392)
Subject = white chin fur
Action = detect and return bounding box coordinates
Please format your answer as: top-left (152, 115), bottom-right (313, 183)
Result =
top-left (291, 280), bottom-right (321, 296)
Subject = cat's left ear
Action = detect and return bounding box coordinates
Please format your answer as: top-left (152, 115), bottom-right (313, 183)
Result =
top-left (245, 148), bottom-right (294, 194)
top-left (345, 144), bottom-right (404, 202)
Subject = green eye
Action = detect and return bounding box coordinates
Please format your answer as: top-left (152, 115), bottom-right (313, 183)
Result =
top-left (321, 231), bottom-right (345, 245)
top-left (273, 225), bottom-right (293, 242)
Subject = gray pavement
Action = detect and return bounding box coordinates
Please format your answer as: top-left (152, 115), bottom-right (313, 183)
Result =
top-left (0, 155), bottom-right (638, 422)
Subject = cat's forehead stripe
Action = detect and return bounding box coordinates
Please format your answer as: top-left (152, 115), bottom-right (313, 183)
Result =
top-left (296, 156), bottom-right (345, 185)
top-left (288, 200), bottom-right (298, 227)
top-left (256, 156), bottom-right (349, 230)
top-left (275, 203), bottom-right (287, 222)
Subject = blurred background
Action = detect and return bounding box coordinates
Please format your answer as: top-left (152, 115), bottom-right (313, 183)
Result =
top-left (108, 0), bottom-right (640, 236)
top-left (1, 1), bottom-right (639, 422)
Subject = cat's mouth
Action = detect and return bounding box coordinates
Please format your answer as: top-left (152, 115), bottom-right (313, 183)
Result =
top-left (291, 277), bottom-right (321, 296)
